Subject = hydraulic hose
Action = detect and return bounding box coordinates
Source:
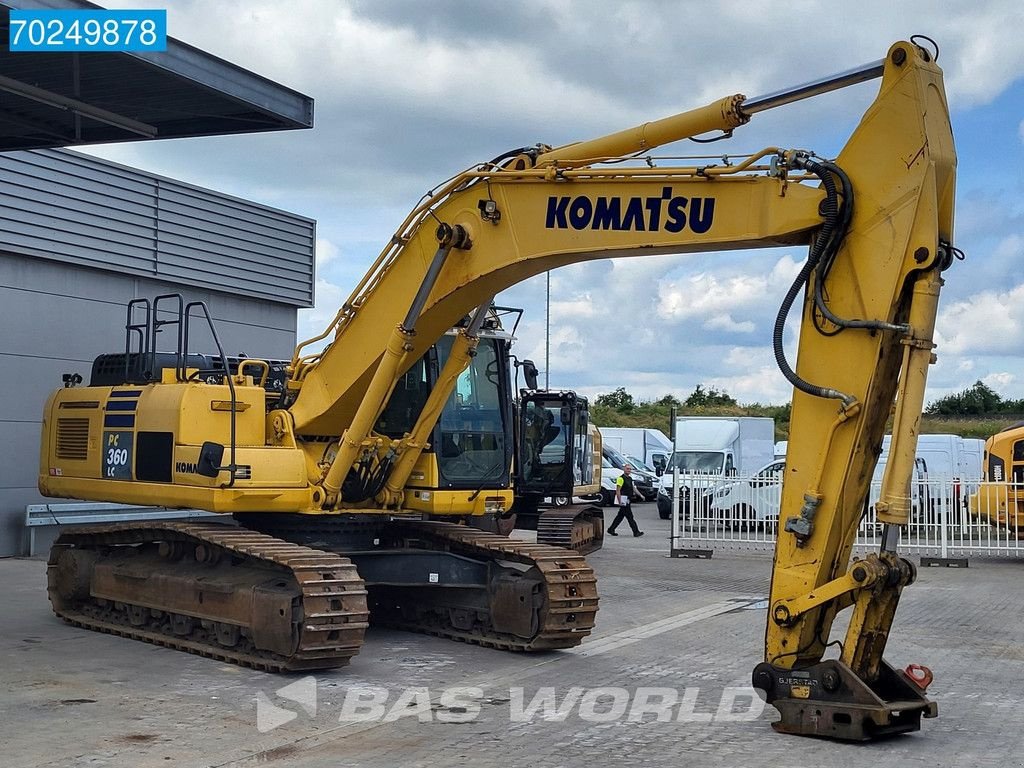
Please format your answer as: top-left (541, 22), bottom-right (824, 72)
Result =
top-left (772, 155), bottom-right (856, 407)
top-left (340, 449), bottom-right (397, 504)
top-left (810, 158), bottom-right (907, 334)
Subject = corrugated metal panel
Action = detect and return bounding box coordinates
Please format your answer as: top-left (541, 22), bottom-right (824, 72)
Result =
top-left (0, 148), bottom-right (314, 306)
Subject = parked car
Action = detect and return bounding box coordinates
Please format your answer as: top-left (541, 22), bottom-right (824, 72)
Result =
top-left (709, 459), bottom-right (785, 528)
top-left (544, 493), bottom-right (602, 507)
top-left (626, 454), bottom-right (657, 475)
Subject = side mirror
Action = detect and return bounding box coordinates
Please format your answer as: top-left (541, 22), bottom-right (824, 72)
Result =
top-left (560, 406), bottom-right (572, 425)
top-left (196, 441), bottom-right (225, 478)
top-left (521, 359), bottom-right (539, 390)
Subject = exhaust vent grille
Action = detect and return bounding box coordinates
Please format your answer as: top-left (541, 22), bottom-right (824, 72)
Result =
top-left (56, 418), bottom-right (90, 460)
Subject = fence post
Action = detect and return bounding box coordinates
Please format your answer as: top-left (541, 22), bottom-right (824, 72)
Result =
top-left (670, 463), bottom-right (680, 555)
top-left (669, 469), bottom-right (713, 558)
top-left (920, 477), bottom-right (968, 568)
top-left (940, 487), bottom-right (948, 561)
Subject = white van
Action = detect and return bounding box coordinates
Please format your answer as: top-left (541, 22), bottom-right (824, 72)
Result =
top-left (872, 434), bottom-right (975, 521)
top-left (868, 450), bottom-right (927, 521)
top-left (960, 437), bottom-right (985, 500)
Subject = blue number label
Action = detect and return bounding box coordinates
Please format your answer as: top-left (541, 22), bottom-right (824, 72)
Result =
top-left (9, 9), bottom-right (167, 52)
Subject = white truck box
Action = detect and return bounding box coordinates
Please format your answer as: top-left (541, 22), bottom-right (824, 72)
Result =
top-left (657, 416), bottom-right (775, 518)
top-left (598, 427), bottom-right (672, 474)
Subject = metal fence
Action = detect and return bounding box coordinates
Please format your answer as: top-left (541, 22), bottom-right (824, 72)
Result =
top-left (668, 471), bottom-right (1024, 560)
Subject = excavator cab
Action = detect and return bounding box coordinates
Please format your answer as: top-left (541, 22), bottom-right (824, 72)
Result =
top-left (512, 391), bottom-right (604, 553)
top-left (373, 325), bottom-right (516, 496)
top-left (516, 391), bottom-right (593, 499)
top-left (433, 334), bottom-right (512, 490)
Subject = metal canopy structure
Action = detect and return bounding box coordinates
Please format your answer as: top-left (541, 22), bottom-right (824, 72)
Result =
top-left (0, 0), bottom-right (313, 151)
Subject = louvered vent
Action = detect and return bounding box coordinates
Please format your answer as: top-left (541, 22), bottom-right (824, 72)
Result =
top-left (56, 418), bottom-right (90, 460)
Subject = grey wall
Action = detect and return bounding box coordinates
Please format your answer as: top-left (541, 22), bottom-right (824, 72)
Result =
top-left (0, 253), bottom-right (301, 555)
top-left (0, 149), bottom-right (315, 556)
top-left (0, 148), bottom-right (315, 306)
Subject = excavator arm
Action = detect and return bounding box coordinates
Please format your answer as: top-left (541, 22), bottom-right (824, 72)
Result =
top-left (294, 170), bottom-right (825, 503)
top-left (287, 40), bottom-right (955, 738)
top-left (750, 42), bottom-right (955, 739)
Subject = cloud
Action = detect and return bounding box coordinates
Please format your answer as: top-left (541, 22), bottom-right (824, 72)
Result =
top-left (656, 254), bottom-right (802, 329)
top-left (938, 7), bottom-right (1024, 107)
top-left (550, 295), bottom-right (602, 322)
top-left (984, 371), bottom-right (1017, 390)
top-left (315, 237), bottom-right (340, 268)
top-left (704, 314), bottom-right (756, 333)
top-left (297, 278), bottom-right (346, 347)
top-left (935, 282), bottom-right (1024, 355)
top-left (84, 1), bottom-right (1024, 407)
top-left (718, 347), bottom-right (792, 401)
top-left (706, 365), bottom-right (792, 405)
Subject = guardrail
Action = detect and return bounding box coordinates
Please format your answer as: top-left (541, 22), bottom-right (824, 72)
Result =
top-left (24, 502), bottom-right (217, 556)
top-left (668, 472), bottom-right (1023, 563)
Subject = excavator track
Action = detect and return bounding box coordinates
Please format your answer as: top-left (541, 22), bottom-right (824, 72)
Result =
top-left (370, 520), bottom-right (599, 650)
top-left (241, 515), bottom-right (600, 652)
top-left (536, 504), bottom-right (605, 555)
top-left (47, 521), bottom-right (369, 671)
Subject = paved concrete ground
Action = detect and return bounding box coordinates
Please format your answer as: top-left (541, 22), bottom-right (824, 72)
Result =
top-left (3, 503), bottom-right (1023, 767)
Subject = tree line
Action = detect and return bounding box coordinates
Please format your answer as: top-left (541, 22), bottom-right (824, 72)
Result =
top-left (924, 380), bottom-right (1024, 417)
top-left (592, 380), bottom-right (1024, 441)
top-left (592, 385), bottom-right (791, 442)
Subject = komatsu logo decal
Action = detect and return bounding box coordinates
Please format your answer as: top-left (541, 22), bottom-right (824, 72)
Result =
top-left (545, 187), bottom-right (715, 233)
top-left (176, 461), bottom-right (199, 474)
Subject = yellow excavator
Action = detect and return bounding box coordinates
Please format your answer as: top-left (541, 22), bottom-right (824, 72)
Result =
top-left (969, 424), bottom-right (1024, 527)
top-left (40, 39), bottom-right (955, 741)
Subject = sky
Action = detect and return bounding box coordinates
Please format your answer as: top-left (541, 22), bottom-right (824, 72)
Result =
top-left (86, 0), bottom-right (1024, 406)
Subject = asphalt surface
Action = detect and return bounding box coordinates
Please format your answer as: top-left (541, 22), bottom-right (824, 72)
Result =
top-left (3, 502), bottom-right (1022, 767)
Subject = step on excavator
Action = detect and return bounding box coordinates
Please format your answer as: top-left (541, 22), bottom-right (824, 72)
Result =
top-left (40, 39), bottom-right (956, 741)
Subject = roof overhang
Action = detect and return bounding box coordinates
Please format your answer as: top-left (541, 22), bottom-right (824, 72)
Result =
top-left (0, 0), bottom-right (313, 151)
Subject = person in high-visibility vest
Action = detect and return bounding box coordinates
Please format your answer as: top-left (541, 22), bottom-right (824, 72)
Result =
top-left (608, 464), bottom-right (644, 537)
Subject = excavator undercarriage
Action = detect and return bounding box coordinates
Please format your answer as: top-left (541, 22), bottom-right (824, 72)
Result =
top-left (48, 522), bottom-right (369, 671)
top-left (534, 506), bottom-right (605, 555)
top-left (48, 516), bottom-right (598, 670)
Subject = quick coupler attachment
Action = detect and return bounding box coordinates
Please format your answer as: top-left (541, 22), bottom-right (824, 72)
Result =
top-left (751, 659), bottom-right (937, 741)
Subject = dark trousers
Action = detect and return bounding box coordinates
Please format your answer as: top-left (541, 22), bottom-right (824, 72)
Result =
top-left (609, 503), bottom-right (640, 535)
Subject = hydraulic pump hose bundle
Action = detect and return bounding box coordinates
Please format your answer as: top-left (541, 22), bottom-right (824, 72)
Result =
top-left (341, 452), bottom-right (396, 504)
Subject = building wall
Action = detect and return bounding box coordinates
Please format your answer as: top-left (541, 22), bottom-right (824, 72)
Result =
top-left (0, 150), bottom-right (314, 556)
top-left (0, 148), bottom-right (315, 306)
